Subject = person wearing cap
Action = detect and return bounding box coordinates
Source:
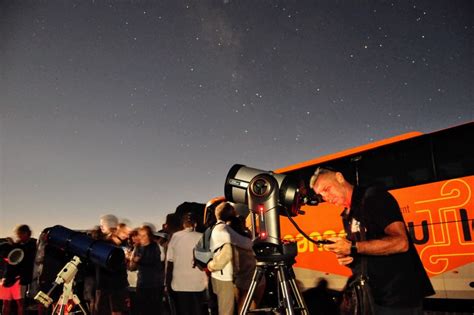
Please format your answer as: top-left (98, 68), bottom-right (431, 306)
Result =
top-left (152, 230), bottom-right (168, 275)
top-left (166, 213), bottom-right (207, 315)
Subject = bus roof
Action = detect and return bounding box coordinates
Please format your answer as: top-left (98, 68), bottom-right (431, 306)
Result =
top-left (275, 131), bottom-right (423, 174)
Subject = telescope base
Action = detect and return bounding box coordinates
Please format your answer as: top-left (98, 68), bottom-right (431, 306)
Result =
top-left (53, 282), bottom-right (88, 315)
top-left (240, 259), bottom-right (309, 315)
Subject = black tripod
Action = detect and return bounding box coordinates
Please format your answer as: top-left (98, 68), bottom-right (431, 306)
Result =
top-left (240, 243), bottom-right (308, 315)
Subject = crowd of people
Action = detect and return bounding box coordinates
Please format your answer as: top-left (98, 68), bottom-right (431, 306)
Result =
top-left (0, 202), bottom-right (269, 315)
top-left (1, 167), bottom-right (435, 315)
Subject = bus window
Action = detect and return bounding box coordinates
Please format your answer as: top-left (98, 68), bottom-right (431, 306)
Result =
top-left (358, 137), bottom-right (434, 189)
top-left (432, 123), bottom-right (474, 180)
top-left (287, 157), bottom-right (356, 189)
top-left (357, 146), bottom-right (397, 188)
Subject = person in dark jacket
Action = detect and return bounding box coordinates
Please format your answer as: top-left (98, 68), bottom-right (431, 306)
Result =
top-left (0, 237), bottom-right (23, 315)
top-left (15, 225), bottom-right (37, 296)
top-left (130, 225), bottom-right (163, 315)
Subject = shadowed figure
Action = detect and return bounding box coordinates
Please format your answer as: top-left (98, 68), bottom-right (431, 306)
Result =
top-left (302, 278), bottom-right (339, 315)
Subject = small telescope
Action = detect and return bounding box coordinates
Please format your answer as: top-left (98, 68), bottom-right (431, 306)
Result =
top-left (0, 238), bottom-right (24, 265)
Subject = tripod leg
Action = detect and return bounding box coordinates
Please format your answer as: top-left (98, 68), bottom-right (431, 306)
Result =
top-left (54, 293), bottom-right (69, 315)
top-left (57, 302), bottom-right (67, 315)
top-left (287, 268), bottom-right (309, 315)
top-left (52, 298), bottom-right (60, 314)
top-left (277, 265), bottom-right (295, 315)
top-left (240, 265), bottom-right (265, 315)
top-left (72, 294), bottom-right (88, 314)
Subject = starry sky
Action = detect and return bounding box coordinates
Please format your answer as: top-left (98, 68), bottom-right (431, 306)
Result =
top-left (1, 0), bottom-right (472, 236)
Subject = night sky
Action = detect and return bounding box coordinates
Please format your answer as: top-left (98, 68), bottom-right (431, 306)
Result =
top-left (1, 0), bottom-right (472, 236)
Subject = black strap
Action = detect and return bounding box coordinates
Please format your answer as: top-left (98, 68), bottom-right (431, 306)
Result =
top-left (355, 188), bottom-right (376, 315)
top-left (204, 221), bottom-right (224, 248)
top-left (357, 188), bottom-right (370, 278)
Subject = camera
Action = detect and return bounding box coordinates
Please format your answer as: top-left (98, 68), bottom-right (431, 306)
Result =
top-left (0, 238), bottom-right (24, 265)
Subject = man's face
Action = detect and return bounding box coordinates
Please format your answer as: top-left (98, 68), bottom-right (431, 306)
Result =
top-left (99, 219), bottom-right (109, 234)
top-left (313, 173), bottom-right (347, 207)
top-left (138, 230), bottom-right (149, 245)
top-left (117, 226), bottom-right (131, 241)
top-left (131, 234), bottom-right (140, 246)
top-left (16, 231), bottom-right (29, 243)
top-left (99, 219), bottom-right (112, 234)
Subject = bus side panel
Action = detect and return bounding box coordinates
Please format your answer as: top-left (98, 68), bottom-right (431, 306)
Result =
top-left (391, 176), bottom-right (474, 299)
top-left (281, 176), bottom-right (474, 298)
top-left (280, 202), bottom-right (350, 277)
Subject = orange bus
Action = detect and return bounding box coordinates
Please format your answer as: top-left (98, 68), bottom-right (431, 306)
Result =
top-left (275, 122), bottom-right (473, 302)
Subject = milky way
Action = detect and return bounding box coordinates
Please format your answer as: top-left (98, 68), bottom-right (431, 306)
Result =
top-left (1, 0), bottom-right (472, 235)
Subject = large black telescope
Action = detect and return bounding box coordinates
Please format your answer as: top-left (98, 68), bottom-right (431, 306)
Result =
top-left (46, 225), bottom-right (125, 270)
top-left (225, 164), bottom-right (310, 247)
top-left (225, 165), bottom-right (316, 314)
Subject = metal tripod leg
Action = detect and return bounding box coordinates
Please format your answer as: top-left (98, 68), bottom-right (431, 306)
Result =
top-left (276, 264), bottom-right (296, 315)
top-left (240, 263), bottom-right (266, 315)
top-left (240, 260), bottom-right (308, 315)
top-left (286, 266), bottom-right (309, 315)
top-left (71, 294), bottom-right (88, 314)
top-left (53, 281), bottom-right (72, 315)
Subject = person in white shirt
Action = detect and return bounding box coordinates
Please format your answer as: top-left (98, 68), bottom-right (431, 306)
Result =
top-left (207, 202), bottom-right (253, 315)
top-left (166, 213), bottom-right (208, 315)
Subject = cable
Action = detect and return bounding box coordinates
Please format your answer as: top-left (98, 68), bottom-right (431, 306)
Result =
top-left (281, 206), bottom-right (334, 245)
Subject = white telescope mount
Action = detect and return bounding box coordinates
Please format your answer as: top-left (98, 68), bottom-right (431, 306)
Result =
top-left (34, 256), bottom-right (88, 315)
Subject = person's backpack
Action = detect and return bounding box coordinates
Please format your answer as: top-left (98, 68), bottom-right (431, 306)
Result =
top-left (193, 222), bottom-right (223, 270)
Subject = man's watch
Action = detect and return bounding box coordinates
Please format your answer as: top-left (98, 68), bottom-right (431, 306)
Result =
top-left (350, 240), bottom-right (358, 256)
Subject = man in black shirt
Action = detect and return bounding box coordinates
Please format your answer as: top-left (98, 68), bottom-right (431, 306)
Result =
top-left (310, 167), bottom-right (434, 315)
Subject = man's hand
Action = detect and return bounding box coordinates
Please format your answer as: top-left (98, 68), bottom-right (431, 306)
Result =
top-left (323, 237), bottom-right (354, 266)
top-left (324, 237), bottom-right (351, 256)
top-left (336, 254), bottom-right (354, 266)
top-left (207, 262), bottom-right (214, 272)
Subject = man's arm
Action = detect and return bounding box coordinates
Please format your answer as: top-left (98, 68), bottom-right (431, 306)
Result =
top-left (326, 221), bottom-right (409, 257)
top-left (357, 221), bottom-right (409, 255)
top-left (165, 261), bottom-right (173, 290)
top-left (165, 236), bottom-right (175, 289)
top-left (207, 243), bottom-right (232, 272)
